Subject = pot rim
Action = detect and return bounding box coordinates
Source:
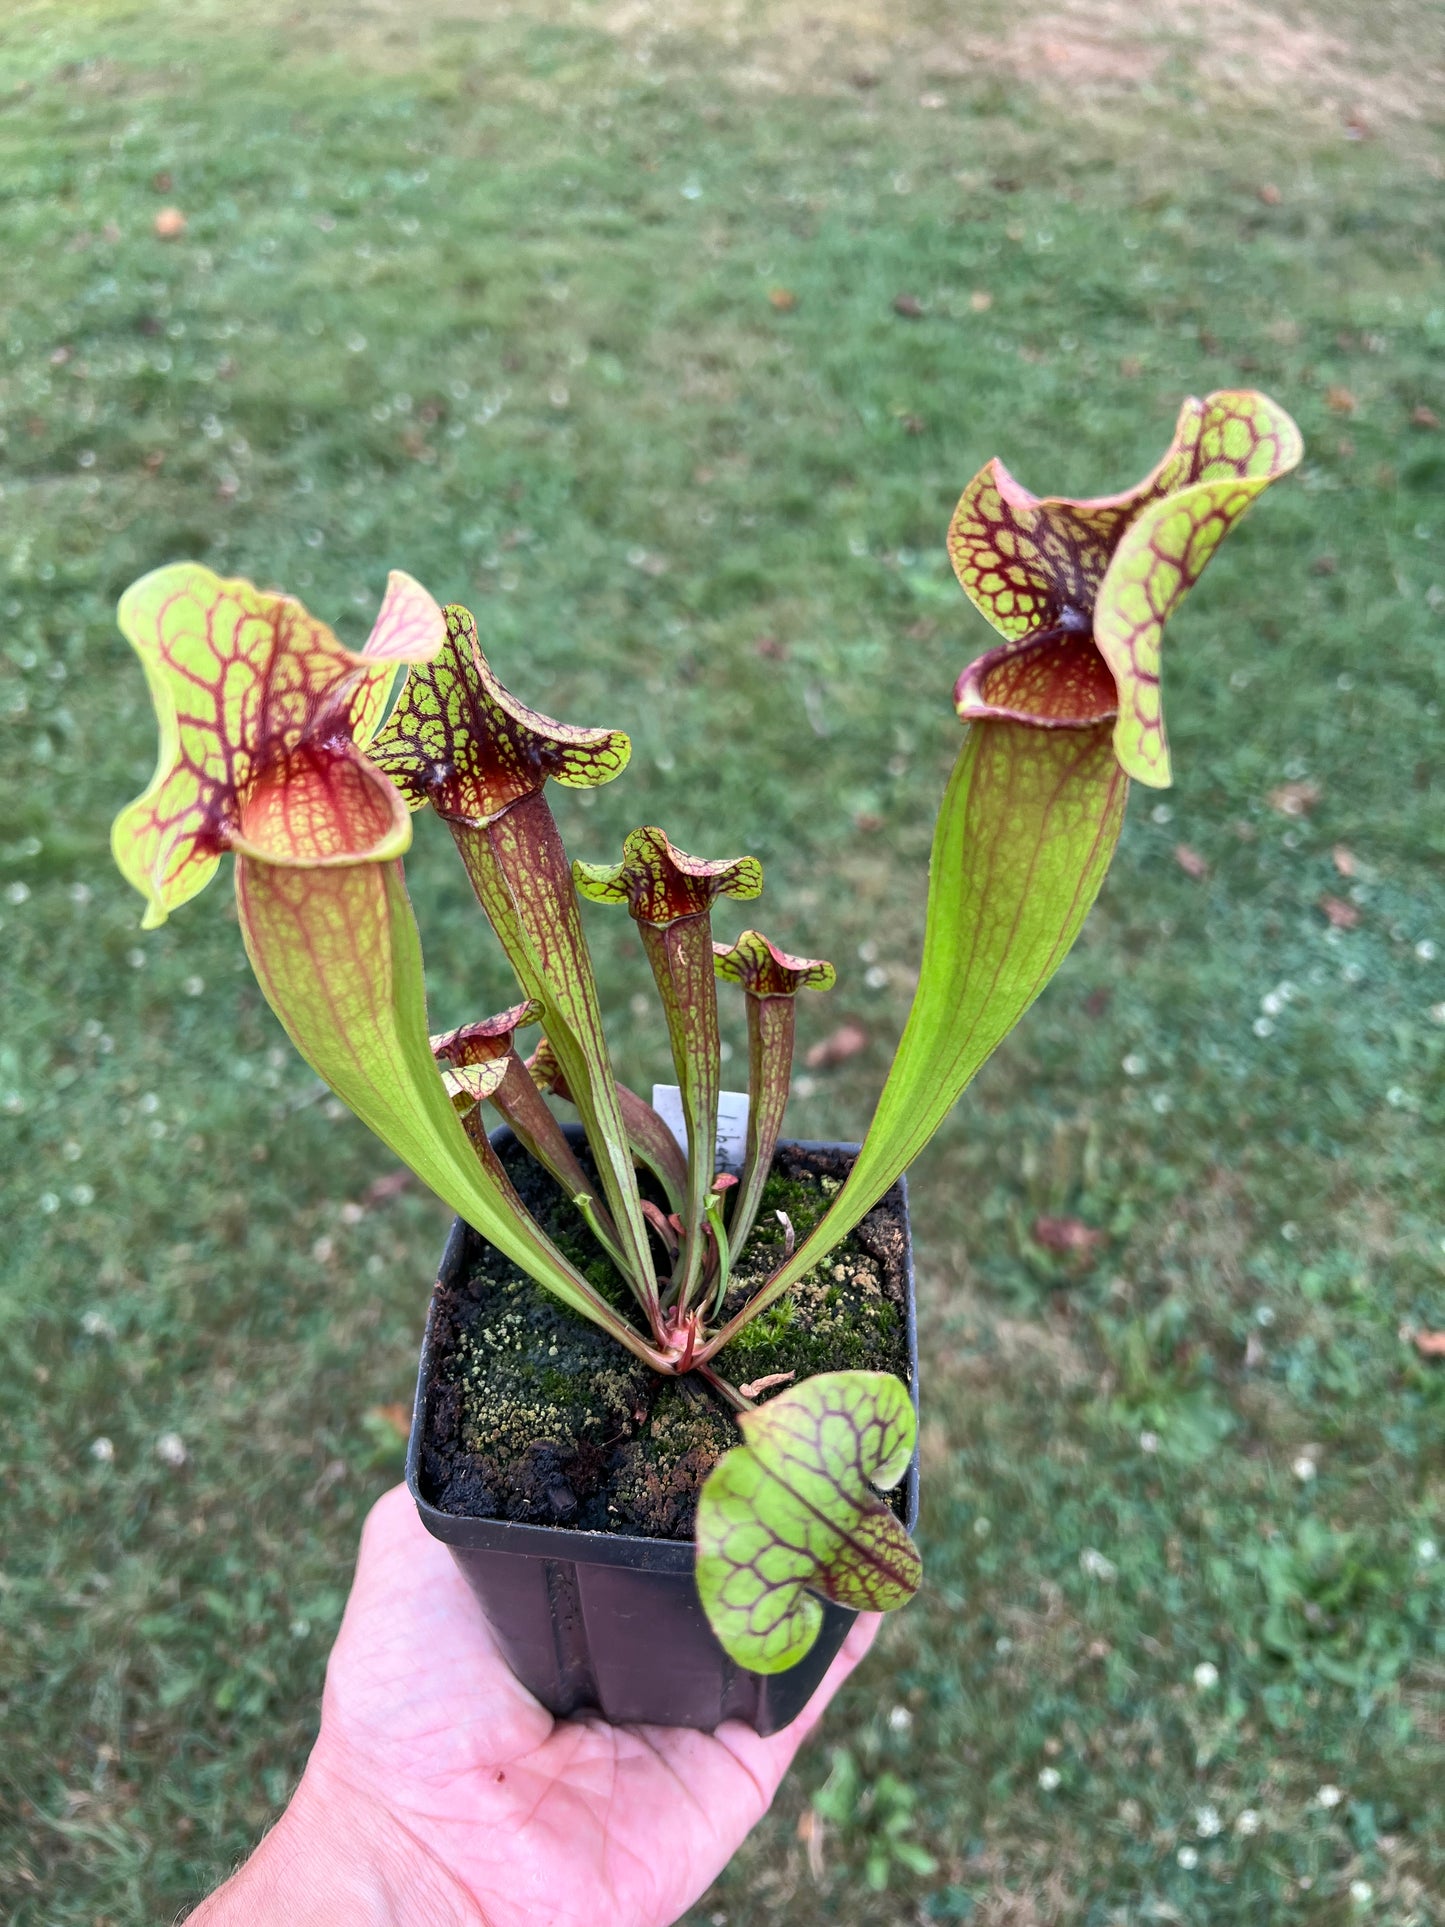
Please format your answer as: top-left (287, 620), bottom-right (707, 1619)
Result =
top-left (406, 1132), bottom-right (920, 1572)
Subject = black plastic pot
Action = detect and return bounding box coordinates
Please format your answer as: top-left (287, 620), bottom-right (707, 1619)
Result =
top-left (406, 1136), bottom-right (919, 1735)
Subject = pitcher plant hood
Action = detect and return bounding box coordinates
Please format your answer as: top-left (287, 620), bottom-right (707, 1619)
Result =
top-left (949, 389), bottom-right (1302, 786)
top-left (111, 564), bottom-right (446, 925)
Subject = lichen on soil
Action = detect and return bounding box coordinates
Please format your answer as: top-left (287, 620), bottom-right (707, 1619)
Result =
top-left (418, 1135), bottom-right (911, 1539)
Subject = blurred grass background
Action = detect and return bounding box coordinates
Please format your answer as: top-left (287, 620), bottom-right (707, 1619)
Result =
top-left (0, 0), bottom-right (1442, 1920)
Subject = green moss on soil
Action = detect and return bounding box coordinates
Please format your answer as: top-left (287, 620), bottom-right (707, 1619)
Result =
top-left (422, 1138), bottom-right (910, 1537)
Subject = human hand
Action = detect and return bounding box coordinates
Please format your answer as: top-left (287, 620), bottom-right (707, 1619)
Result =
top-left (193, 1483), bottom-right (880, 1927)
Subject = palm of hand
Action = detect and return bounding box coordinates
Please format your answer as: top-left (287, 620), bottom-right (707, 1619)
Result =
top-left (309, 1486), bottom-right (879, 1927)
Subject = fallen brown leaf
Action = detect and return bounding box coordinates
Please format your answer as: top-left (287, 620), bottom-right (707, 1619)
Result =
top-left (1268, 779), bottom-right (1322, 818)
top-left (1173, 844), bottom-right (1209, 879)
top-left (153, 207), bottom-right (187, 240)
top-left (1332, 844), bottom-right (1358, 877)
top-left (852, 811), bottom-right (883, 834)
top-left (1257, 183), bottom-right (1282, 205)
top-left (969, 289), bottom-right (993, 312)
top-left (369, 1403), bottom-right (412, 1439)
top-left (768, 287), bottom-right (797, 312)
top-left (1033, 1215), bottom-right (1105, 1256)
top-left (892, 293), bottom-right (925, 319)
top-left (1318, 894), bottom-right (1360, 929)
top-left (805, 1022), bottom-right (869, 1069)
top-left (1411, 405), bottom-right (1440, 430)
top-left (1406, 1328), bottom-right (1445, 1358)
top-left (1326, 384), bottom-right (1357, 415)
top-left (739, 1371), bottom-right (796, 1399)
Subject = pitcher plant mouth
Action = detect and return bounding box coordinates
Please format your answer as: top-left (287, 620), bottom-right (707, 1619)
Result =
top-left (111, 388), bottom-right (1300, 1674)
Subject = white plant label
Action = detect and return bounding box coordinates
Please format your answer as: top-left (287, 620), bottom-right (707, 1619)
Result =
top-left (650, 1085), bottom-right (750, 1174)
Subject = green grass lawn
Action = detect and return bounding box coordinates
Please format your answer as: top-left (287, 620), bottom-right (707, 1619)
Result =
top-left (1, 1), bottom-right (1442, 1920)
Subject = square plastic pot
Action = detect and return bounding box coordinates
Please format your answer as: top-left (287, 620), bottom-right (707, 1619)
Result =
top-left (406, 1137), bottom-right (919, 1735)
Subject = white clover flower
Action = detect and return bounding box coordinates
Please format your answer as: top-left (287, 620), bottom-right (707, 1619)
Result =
top-left (1235, 1808), bottom-right (1262, 1836)
top-left (90, 1437), bottom-right (115, 1463)
top-left (1176, 1846), bottom-right (1199, 1870)
top-left (1349, 1879), bottom-right (1373, 1905)
top-left (1315, 1784), bottom-right (1344, 1809)
top-left (1195, 1805), bottom-right (1222, 1839)
top-left (1292, 1454), bottom-right (1317, 1482)
top-left (888, 1705), bottom-right (913, 1733)
top-left (1193, 1661), bottom-right (1219, 1690)
top-left (1037, 1766), bottom-right (1061, 1791)
top-left (1080, 1547), bottom-right (1118, 1582)
top-left (156, 1432), bottom-right (188, 1467)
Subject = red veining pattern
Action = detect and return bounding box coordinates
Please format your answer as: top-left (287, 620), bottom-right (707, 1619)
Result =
top-left (575, 825), bottom-right (763, 926)
top-left (370, 604), bottom-right (630, 824)
top-left (698, 1374), bottom-right (919, 1666)
top-left (947, 396), bottom-right (1209, 644)
top-left (431, 1001), bottom-right (543, 1068)
top-left (955, 630), bottom-right (1118, 729)
top-left (712, 929), bottom-right (835, 997)
top-left (113, 566), bottom-right (442, 922)
top-left (946, 391), bottom-right (1302, 779)
top-left (234, 741), bottom-right (408, 866)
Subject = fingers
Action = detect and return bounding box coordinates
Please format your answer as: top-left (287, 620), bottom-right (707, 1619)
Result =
top-left (708, 1611), bottom-right (884, 1808)
top-left (766, 1610), bottom-right (883, 1756)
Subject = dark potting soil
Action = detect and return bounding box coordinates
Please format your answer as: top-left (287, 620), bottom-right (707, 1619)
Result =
top-left (418, 1137), bottom-right (911, 1540)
